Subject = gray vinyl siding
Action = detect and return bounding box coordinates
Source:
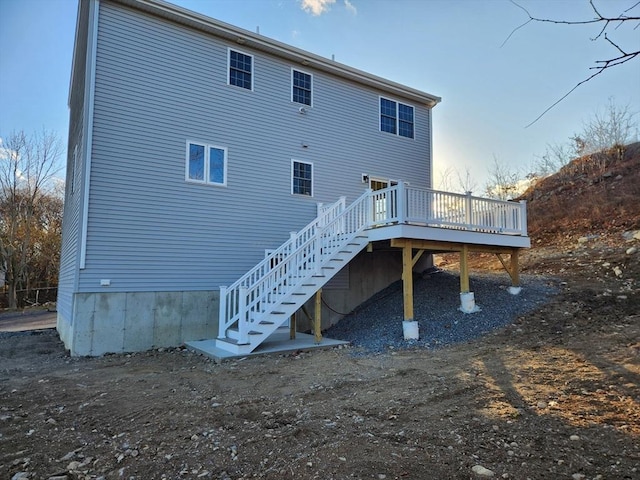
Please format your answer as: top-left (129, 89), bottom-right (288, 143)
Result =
top-left (78, 0), bottom-right (432, 292)
top-left (58, 0), bottom-right (93, 320)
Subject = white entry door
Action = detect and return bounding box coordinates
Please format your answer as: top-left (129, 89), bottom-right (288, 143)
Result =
top-left (370, 178), bottom-right (397, 223)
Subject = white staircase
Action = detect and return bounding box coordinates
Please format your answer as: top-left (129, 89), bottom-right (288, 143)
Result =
top-left (214, 183), bottom-right (529, 355)
top-left (215, 190), bottom-right (373, 354)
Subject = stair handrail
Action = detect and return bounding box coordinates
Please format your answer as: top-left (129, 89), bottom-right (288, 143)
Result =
top-left (218, 190), bottom-right (371, 341)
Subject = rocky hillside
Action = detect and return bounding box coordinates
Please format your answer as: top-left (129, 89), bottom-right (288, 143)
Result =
top-left (519, 142), bottom-right (640, 246)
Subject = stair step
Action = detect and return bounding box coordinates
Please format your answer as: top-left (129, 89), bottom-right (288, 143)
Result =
top-left (228, 327), bottom-right (266, 336)
top-left (217, 337), bottom-right (249, 346)
top-left (215, 338), bottom-right (255, 355)
top-left (321, 266), bottom-right (335, 269)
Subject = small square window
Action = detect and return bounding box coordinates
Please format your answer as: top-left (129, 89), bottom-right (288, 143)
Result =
top-left (186, 141), bottom-right (227, 186)
top-left (292, 69), bottom-right (312, 106)
top-left (292, 160), bottom-right (313, 196)
top-left (228, 49), bottom-right (253, 90)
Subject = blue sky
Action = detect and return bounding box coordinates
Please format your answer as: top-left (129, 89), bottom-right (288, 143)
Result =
top-left (1, 0), bottom-right (638, 191)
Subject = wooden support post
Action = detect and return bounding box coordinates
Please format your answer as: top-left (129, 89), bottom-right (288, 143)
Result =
top-left (460, 244), bottom-right (470, 293)
top-left (314, 289), bottom-right (322, 344)
top-left (289, 313), bottom-right (296, 340)
top-left (510, 249), bottom-right (520, 287)
top-left (402, 240), bottom-right (414, 321)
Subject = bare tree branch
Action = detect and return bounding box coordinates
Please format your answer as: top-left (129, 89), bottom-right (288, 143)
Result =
top-left (505, 0), bottom-right (640, 126)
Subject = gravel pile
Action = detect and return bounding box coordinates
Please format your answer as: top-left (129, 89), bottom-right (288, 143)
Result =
top-left (325, 270), bottom-right (558, 354)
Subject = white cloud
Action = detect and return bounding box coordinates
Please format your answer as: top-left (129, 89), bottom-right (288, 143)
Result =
top-left (344, 0), bottom-right (357, 15)
top-left (292, 29), bottom-right (300, 38)
top-left (300, 0), bottom-right (336, 16)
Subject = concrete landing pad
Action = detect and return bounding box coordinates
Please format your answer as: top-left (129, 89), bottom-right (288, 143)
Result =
top-left (186, 330), bottom-right (349, 361)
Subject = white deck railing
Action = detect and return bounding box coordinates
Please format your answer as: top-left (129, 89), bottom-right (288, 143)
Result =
top-left (218, 184), bottom-right (527, 344)
top-left (372, 183), bottom-right (527, 235)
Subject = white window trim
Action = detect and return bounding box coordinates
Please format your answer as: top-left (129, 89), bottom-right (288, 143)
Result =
top-left (227, 47), bottom-right (254, 91)
top-left (291, 68), bottom-right (313, 107)
top-left (379, 96), bottom-right (415, 140)
top-left (185, 140), bottom-right (228, 187)
top-left (291, 159), bottom-right (314, 197)
top-left (369, 177), bottom-right (399, 190)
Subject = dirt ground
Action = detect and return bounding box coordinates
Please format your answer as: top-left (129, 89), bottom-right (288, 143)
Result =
top-left (0, 309), bottom-right (57, 333)
top-left (1, 236), bottom-right (639, 480)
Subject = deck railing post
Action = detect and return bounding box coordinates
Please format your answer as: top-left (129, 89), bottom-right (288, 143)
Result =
top-left (315, 225), bottom-right (323, 275)
top-left (465, 191), bottom-right (473, 230)
top-left (397, 182), bottom-right (406, 223)
top-left (238, 286), bottom-right (249, 345)
top-left (289, 231), bottom-right (297, 276)
top-left (316, 202), bottom-right (324, 226)
top-left (365, 188), bottom-right (374, 227)
top-left (519, 200), bottom-right (528, 236)
top-left (217, 286), bottom-right (227, 339)
top-left (339, 196), bottom-right (347, 234)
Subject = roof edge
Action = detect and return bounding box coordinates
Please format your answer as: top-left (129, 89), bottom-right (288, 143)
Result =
top-left (112, 0), bottom-right (442, 107)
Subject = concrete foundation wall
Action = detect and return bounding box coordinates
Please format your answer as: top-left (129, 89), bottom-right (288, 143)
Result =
top-left (59, 290), bottom-right (219, 356)
top-left (296, 247), bottom-right (418, 332)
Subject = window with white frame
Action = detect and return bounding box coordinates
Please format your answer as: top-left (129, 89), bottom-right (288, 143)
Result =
top-left (292, 69), bottom-right (312, 106)
top-left (380, 97), bottom-right (414, 139)
top-left (292, 160), bottom-right (313, 196)
top-left (186, 141), bottom-right (227, 186)
top-left (228, 49), bottom-right (253, 90)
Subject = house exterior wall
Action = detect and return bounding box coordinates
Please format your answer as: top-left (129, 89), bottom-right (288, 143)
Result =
top-left (57, 0), bottom-right (94, 346)
top-left (58, 0), bottom-right (438, 355)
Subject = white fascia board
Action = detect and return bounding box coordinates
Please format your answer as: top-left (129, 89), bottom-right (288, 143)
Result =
top-left (366, 224), bottom-right (531, 249)
top-left (79, 0), bottom-right (100, 269)
top-left (114, 0), bottom-right (442, 107)
top-left (67, 0), bottom-right (83, 108)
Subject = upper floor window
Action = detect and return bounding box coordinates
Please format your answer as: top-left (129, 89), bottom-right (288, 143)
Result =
top-left (186, 141), bottom-right (227, 186)
top-left (228, 49), bottom-right (253, 90)
top-left (292, 160), bottom-right (313, 196)
top-left (292, 69), bottom-right (312, 106)
top-left (380, 97), bottom-right (414, 139)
